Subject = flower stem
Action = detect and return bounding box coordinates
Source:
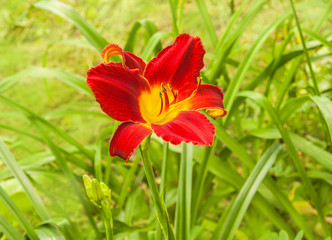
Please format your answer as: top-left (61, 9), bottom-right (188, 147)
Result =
top-left (101, 204), bottom-right (113, 240)
top-left (138, 143), bottom-right (175, 240)
top-left (156, 142), bottom-right (169, 240)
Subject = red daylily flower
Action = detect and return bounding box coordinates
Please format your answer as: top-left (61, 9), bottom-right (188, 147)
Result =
top-left (87, 33), bottom-right (227, 161)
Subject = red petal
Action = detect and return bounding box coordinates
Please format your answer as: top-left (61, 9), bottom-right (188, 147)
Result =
top-left (151, 111), bottom-right (215, 146)
top-left (87, 63), bottom-right (149, 123)
top-left (110, 122), bottom-right (152, 161)
top-left (144, 33), bottom-right (205, 101)
top-left (189, 84), bottom-right (227, 118)
top-left (102, 44), bottom-right (146, 75)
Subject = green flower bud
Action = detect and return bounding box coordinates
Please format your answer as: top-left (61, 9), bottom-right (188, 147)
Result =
top-left (83, 175), bottom-right (93, 199)
top-left (91, 179), bottom-right (103, 203)
top-left (100, 182), bottom-right (111, 198)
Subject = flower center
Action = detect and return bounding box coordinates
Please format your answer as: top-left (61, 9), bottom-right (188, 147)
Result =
top-left (139, 83), bottom-right (183, 125)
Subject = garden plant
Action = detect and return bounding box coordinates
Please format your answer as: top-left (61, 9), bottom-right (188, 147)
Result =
top-left (0, 0), bottom-right (331, 239)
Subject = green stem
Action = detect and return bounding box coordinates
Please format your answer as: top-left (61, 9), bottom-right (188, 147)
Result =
top-left (101, 204), bottom-right (113, 240)
top-left (156, 142), bottom-right (169, 240)
top-left (289, 0), bottom-right (320, 96)
top-left (138, 144), bottom-right (175, 240)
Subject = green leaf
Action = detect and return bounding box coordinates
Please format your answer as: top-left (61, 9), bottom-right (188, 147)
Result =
top-left (0, 187), bottom-right (39, 240)
top-left (195, 0), bottom-right (218, 47)
top-left (211, 124), bottom-right (309, 239)
top-left (31, 121), bottom-right (100, 238)
top-left (213, 143), bottom-right (282, 240)
top-left (205, 0), bottom-right (266, 82)
top-left (0, 213), bottom-right (23, 240)
top-left (239, 91), bottom-right (329, 237)
top-left (124, 19), bottom-right (162, 54)
top-left (141, 32), bottom-right (170, 61)
top-left (0, 67), bottom-right (91, 95)
top-left (310, 96), bottom-right (332, 145)
top-left (249, 128), bottom-right (332, 172)
top-left (0, 95), bottom-right (94, 161)
top-left (289, 0), bottom-right (319, 95)
top-left (34, 0), bottom-right (107, 51)
top-left (175, 143), bottom-right (193, 240)
top-left (223, 12), bottom-right (289, 119)
top-left (0, 140), bottom-right (50, 222)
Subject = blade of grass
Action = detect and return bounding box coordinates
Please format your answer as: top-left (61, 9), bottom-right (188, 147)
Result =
top-left (223, 13), bottom-right (290, 121)
top-left (249, 128), bottom-right (332, 172)
top-left (275, 57), bottom-right (303, 110)
top-left (289, 0), bottom-right (319, 95)
top-left (0, 67), bottom-right (90, 95)
top-left (191, 145), bottom-right (214, 227)
top-left (0, 214), bottom-right (23, 240)
top-left (239, 91), bottom-right (330, 237)
top-left (0, 139), bottom-right (50, 221)
top-left (195, 0), bottom-right (218, 47)
top-left (205, 0), bottom-right (266, 82)
top-left (169, 0), bottom-right (179, 35)
top-left (213, 143), bottom-right (282, 240)
top-left (211, 124), bottom-right (312, 239)
top-left (0, 95), bottom-right (94, 161)
top-left (0, 187), bottom-right (38, 240)
top-left (175, 143), bottom-right (192, 240)
top-left (313, 1), bottom-right (332, 31)
top-left (34, 0), bottom-right (107, 51)
top-left (124, 19), bottom-right (162, 54)
top-left (301, 28), bottom-right (332, 49)
top-left (193, 147), bottom-right (294, 237)
top-left (141, 32), bottom-right (170, 61)
top-left (32, 121), bottom-right (101, 238)
top-left (310, 96), bottom-right (332, 146)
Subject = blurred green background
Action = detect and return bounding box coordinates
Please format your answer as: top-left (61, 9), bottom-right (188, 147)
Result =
top-left (0, 0), bottom-right (331, 239)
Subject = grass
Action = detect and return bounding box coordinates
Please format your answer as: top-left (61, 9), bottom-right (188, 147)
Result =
top-left (0, 0), bottom-right (331, 239)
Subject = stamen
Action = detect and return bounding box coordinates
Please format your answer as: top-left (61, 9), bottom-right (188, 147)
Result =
top-left (163, 87), bottom-right (170, 112)
top-left (171, 90), bottom-right (178, 104)
top-left (157, 92), bottom-right (164, 116)
top-left (168, 84), bottom-right (178, 104)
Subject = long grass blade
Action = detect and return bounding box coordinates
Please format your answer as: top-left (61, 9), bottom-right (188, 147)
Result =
top-left (0, 67), bottom-right (90, 95)
top-left (34, 0), bottom-right (107, 51)
top-left (195, 0), bottom-right (218, 47)
top-left (0, 139), bottom-right (51, 221)
top-left (194, 147), bottom-right (294, 237)
top-left (289, 0), bottom-right (320, 95)
top-left (310, 96), bottom-right (332, 146)
top-left (0, 187), bottom-right (38, 240)
top-left (175, 143), bottom-right (192, 240)
top-left (249, 128), bottom-right (332, 172)
top-left (0, 95), bottom-right (94, 161)
top-left (239, 91), bottom-right (330, 237)
top-left (214, 143), bottom-right (282, 240)
top-left (32, 121), bottom-right (101, 238)
top-left (0, 214), bottom-right (23, 240)
top-left (223, 13), bottom-right (289, 119)
top-left (211, 124), bottom-right (312, 238)
top-left (191, 145), bottom-right (214, 227)
top-left (124, 19), bottom-right (162, 54)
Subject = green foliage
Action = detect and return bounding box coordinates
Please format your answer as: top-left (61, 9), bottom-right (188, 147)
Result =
top-left (0, 0), bottom-right (331, 239)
